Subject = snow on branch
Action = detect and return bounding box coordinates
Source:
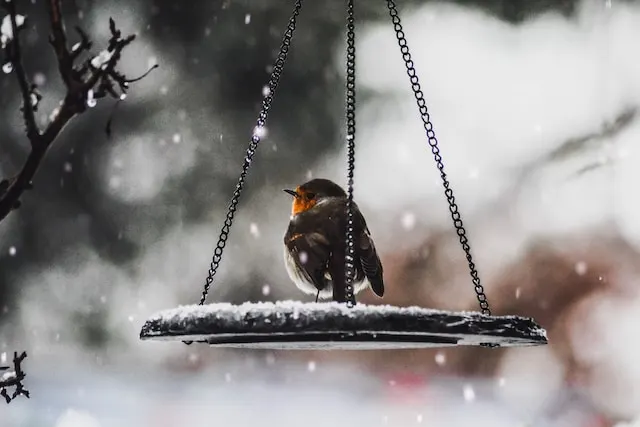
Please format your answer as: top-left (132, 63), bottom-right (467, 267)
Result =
top-left (0, 0), bottom-right (157, 223)
top-left (0, 351), bottom-right (29, 404)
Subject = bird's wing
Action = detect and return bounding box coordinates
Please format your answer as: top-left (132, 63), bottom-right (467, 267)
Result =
top-left (286, 232), bottom-right (331, 292)
top-left (354, 208), bottom-right (384, 297)
top-left (358, 231), bottom-right (384, 297)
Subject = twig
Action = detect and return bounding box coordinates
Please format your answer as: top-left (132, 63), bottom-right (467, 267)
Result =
top-left (4, 0), bottom-right (39, 143)
top-left (0, 0), bottom-right (157, 223)
top-left (47, 0), bottom-right (72, 86)
top-left (0, 351), bottom-right (29, 403)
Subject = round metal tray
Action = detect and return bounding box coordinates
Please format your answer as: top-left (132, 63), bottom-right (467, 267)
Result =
top-left (139, 301), bottom-right (548, 350)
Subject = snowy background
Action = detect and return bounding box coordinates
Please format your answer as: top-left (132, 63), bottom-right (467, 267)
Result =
top-left (1, 0), bottom-right (640, 425)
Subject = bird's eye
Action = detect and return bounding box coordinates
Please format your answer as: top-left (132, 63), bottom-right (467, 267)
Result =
top-left (306, 192), bottom-right (316, 200)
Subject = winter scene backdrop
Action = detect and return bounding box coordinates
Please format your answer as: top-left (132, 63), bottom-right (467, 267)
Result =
top-left (1, 0), bottom-right (640, 426)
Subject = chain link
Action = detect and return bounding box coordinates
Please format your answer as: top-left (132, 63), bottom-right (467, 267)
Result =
top-left (385, 0), bottom-right (491, 316)
top-left (196, 0), bottom-right (304, 308)
top-left (344, 0), bottom-right (357, 307)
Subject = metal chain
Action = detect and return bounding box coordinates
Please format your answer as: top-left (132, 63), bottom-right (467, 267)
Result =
top-left (385, 0), bottom-right (491, 316)
top-left (197, 0), bottom-right (304, 307)
top-left (344, 0), bottom-right (357, 307)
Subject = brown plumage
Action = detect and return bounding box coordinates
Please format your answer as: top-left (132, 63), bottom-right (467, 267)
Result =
top-left (283, 178), bottom-right (384, 302)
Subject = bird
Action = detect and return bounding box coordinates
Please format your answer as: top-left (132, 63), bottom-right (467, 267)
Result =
top-left (282, 178), bottom-right (384, 303)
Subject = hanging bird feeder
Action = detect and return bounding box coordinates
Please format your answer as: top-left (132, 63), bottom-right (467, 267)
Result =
top-left (139, 0), bottom-right (548, 350)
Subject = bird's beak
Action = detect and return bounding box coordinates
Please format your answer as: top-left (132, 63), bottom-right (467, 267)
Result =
top-left (283, 189), bottom-right (298, 198)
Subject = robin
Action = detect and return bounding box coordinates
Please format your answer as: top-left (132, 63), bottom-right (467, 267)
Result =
top-left (283, 178), bottom-right (384, 303)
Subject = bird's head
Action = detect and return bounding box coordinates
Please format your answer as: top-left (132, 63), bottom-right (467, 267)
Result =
top-left (283, 178), bottom-right (347, 216)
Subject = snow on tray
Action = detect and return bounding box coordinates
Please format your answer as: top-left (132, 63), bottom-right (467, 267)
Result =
top-left (139, 300), bottom-right (548, 349)
top-left (147, 300), bottom-right (466, 323)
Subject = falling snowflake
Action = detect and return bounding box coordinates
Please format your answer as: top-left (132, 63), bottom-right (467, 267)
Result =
top-left (401, 212), bottom-right (416, 230)
top-left (250, 223), bottom-right (260, 238)
top-left (298, 251), bottom-right (308, 264)
top-left (172, 133), bottom-right (181, 144)
top-left (307, 360), bottom-right (316, 372)
top-left (244, 14), bottom-right (251, 24)
top-left (261, 284), bottom-right (270, 296)
top-left (574, 261), bottom-right (587, 276)
top-left (463, 384), bottom-right (476, 402)
top-left (434, 352), bottom-right (446, 366)
top-left (261, 85), bottom-right (271, 97)
top-left (515, 287), bottom-right (521, 299)
top-left (8, 246), bottom-right (16, 256)
top-left (33, 72), bottom-right (46, 86)
top-left (64, 162), bottom-right (72, 173)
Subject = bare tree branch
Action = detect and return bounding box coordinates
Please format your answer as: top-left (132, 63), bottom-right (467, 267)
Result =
top-left (4, 0), bottom-right (39, 143)
top-left (0, 0), bottom-right (157, 223)
top-left (47, 0), bottom-right (72, 86)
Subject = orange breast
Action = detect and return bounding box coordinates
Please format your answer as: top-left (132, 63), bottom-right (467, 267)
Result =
top-left (292, 198), bottom-right (317, 216)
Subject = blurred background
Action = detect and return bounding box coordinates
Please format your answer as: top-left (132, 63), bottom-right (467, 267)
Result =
top-left (1, 0), bottom-right (640, 425)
